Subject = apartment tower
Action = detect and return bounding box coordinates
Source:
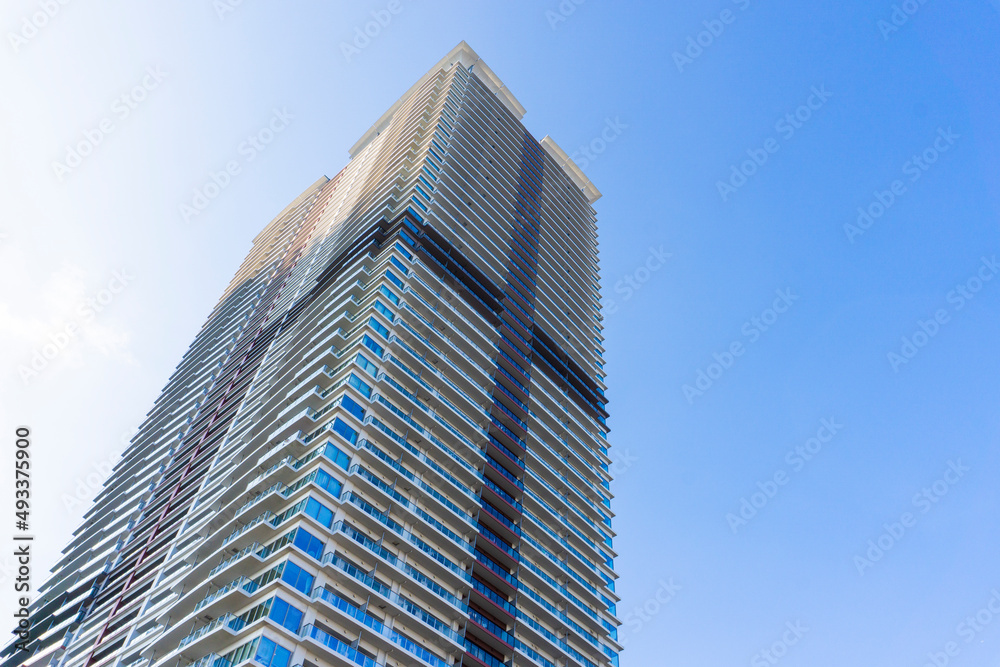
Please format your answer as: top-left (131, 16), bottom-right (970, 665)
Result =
top-left (5, 42), bottom-right (620, 667)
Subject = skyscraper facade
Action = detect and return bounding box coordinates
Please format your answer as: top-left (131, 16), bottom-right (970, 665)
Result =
top-left (6, 42), bottom-right (619, 667)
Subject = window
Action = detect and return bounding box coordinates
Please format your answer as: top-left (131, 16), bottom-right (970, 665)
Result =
top-left (322, 443), bottom-right (351, 470)
top-left (373, 300), bottom-right (394, 322)
top-left (254, 637), bottom-right (291, 667)
top-left (332, 417), bottom-right (358, 445)
top-left (394, 241), bottom-right (413, 260)
top-left (414, 185), bottom-right (431, 202)
top-left (385, 270), bottom-right (404, 289)
top-left (280, 561), bottom-right (314, 596)
top-left (405, 206), bottom-right (424, 223)
top-left (347, 372), bottom-right (372, 398)
top-left (268, 597), bottom-right (304, 633)
top-left (241, 599), bottom-right (271, 626)
top-left (361, 335), bottom-right (384, 358)
top-left (411, 196), bottom-right (427, 212)
top-left (222, 637), bottom-right (259, 667)
top-left (355, 354), bottom-right (378, 378)
top-left (314, 468), bottom-right (343, 498)
top-left (305, 497), bottom-right (334, 528)
top-left (292, 528), bottom-right (324, 560)
top-left (389, 256), bottom-right (409, 275)
top-left (403, 218), bottom-right (422, 235)
top-left (341, 394), bottom-right (366, 421)
top-left (368, 317), bottom-right (389, 339)
top-left (379, 285), bottom-right (399, 305)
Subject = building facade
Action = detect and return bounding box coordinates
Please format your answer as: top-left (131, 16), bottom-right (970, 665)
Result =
top-left (6, 42), bottom-right (620, 667)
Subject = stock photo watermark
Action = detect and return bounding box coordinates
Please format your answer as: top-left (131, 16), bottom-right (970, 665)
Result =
top-left (340, 0), bottom-right (408, 62)
top-left (619, 578), bottom-right (681, 646)
top-left (920, 589), bottom-right (1000, 667)
top-left (717, 85), bottom-right (833, 201)
top-left (7, 0), bottom-right (72, 53)
top-left (607, 447), bottom-right (639, 478)
top-left (570, 117), bottom-right (627, 170)
top-left (546, 0), bottom-right (588, 30)
top-left (51, 66), bottom-right (168, 182)
top-left (16, 270), bottom-right (135, 384)
top-left (672, 0), bottom-right (758, 73)
top-left (845, 127), bottom-right (959, 244)
top-left (600, 245), bottom-right (671, 316)
top-left (852, 459), bottom-right (970, 575)
top-left (751, 621), bottom-right (809, 667)
top-left (878, 0), bottom-right (933, 41)
top-left (726, 418), bottom-right (845, 534)
top-left (887, 255), bottom-right (998, 372)
top-left (60, 444), bottom-right (123, 512)
top-left (179, 108), bottom-right (293, 222)
top-left (683, 288), bottom-right (798, 403)
top-left (213, 0), bottom-right (252, 21)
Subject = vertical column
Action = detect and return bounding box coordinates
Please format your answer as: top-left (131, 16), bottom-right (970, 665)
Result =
top-left (463, 133), bottom-right (544, 667)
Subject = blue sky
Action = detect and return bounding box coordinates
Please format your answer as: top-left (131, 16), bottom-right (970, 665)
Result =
top-left (2, 1), bottom-right (999, 666)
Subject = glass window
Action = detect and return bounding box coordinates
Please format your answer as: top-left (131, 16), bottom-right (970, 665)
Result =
top-left (379, 285), bottom-right (399, 305)
top-left (332, 417), bottom-right (358, 445)
top-left (292, 528), bottom-right (324, 560)
top-left (373, 300), bottom-right (394, 322)
top-left (315, 468), bottom-right (343, 498)
top-left (305, 497), bottom-right (334, 528)
top-left (403, 218), bottom-right (422, 235)
top-left (223, 637), bottom-right (259, 667)
top-left (405, 206), bottom-right (424, 223)
top-left (347, 372), bottom-right (372, 398)
top-left (268, 597), bottom-right (303, 633)
top-left (341, 394), bottom-right (365, 421)
top-left (394, 241), bottom-right (413, 260)
top-left (355, 354), bottom-right (378, 377)
top-left (254, 637), bottom-right (291, 667)
top-left (386, 270), bottom-right (403, 289)
top-left (367, 317), bottom-right (389, 339)
top-left (323, 443), bottom-right (351, 470)
top-left (389, 256), bottom-right (409, 275)
top-left (280, 560), bottom-right (314, 596)
top-left (361, 335), bottom-right (384, 358)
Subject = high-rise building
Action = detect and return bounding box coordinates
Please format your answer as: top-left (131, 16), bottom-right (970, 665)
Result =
top-left (6, 42), bottom-right (619, 667)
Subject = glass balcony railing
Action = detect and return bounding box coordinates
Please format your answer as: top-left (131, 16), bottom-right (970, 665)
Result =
top-left (189, 653), bottom-right (229, 667)
top-left (464, 639), bottom-right (510, 667)
top-left (193, 576), bottom-right (258, 613)
top-left (472, 578), bottom-right (516, 616)
top-left (178, 613), bottom-right (244, 650)
top-left (301, 624), bottom-right (380, 667)
top-left (468, 608), bottom-right (514, 646)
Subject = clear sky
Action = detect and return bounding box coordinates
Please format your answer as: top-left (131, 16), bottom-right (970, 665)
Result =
top-left (2, 1), bottom-right (999, 666)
